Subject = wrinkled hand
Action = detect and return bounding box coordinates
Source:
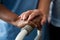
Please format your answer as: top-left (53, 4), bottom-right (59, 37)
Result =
top-left (12, 9), bottom-right (48, 30)
top-left (19, 9), bottom-right (47, 25)
top-left (18, 9), bottom-right (47, 30)
top-left (17, 16), bottom-right (42, 30)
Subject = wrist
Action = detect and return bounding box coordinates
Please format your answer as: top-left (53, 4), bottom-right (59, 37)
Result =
top-left (38, 9), bottom-right (49, 16)
top-left (10, 17), bottom-right (20, 27)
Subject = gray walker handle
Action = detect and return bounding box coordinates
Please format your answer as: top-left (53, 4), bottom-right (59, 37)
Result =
top-left (15, 25), bottom-right (41, 40)
top-left (34, 30), bottom-right (42, 40)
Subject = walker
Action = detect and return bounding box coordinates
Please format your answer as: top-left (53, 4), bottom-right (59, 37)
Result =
top-left (15, 16), bottom-right (42, 40)
top-left (15, 25), bottom-right (42, 40)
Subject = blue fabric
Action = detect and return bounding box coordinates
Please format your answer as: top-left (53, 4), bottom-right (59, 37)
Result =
top-left (0, 0), bottom-right (38, 40)
top-left (51, 0), bottom-right (60, 27)
top-left (42, 0), bottom-right (60, 40)
top-left (42, 22), bottom-right (49, 40)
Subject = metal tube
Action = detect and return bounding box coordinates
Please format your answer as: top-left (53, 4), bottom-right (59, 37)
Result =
top-left (34, 30), bottom-right (41, 40)
top-left (15, 25), bottom-right (33, 40)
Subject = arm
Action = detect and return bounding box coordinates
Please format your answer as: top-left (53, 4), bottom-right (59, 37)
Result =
top-left (0, 4), bottom-right (19, 27)
top-left (18, 0), bottom-right (51, 29)
top-left (37, 0), bottom-right (51, 25)
top-left (38, 0), bottom-right (51, 15)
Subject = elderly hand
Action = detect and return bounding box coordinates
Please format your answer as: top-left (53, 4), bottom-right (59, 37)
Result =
top-left (12, 9), bottom-right (48, 30)
top-left (18, 9), bottom-right (47, 30)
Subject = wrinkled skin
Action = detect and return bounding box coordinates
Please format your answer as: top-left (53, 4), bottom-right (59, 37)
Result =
top-left (15, 16), bottom-right (42, 30)
top-left (14, 9), bottom-right (47, 30)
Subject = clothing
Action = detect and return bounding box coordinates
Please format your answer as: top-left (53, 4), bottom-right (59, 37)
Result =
top-left (42, 0), bottom-right (60, 40)
top-left (0, 0), bottom-right (38, 40)
top-left (51, 0), bottom-right (60, 27)
top-left (50, 0), bottom-right (60, 39)
top-left (42, 22), bottom-right (49, 40)
top-left (49, 23), bottom-right (60, 40)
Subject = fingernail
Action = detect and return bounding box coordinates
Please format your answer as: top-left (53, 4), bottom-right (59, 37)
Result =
top-left (23, 18), bottom-right (25, 20)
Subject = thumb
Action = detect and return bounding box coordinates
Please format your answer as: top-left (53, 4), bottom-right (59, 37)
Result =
top-left (41, 16), bottom-right (46, 25)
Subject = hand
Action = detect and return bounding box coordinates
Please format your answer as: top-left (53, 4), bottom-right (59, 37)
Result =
top-left (18, 9), bottom-right (48, 30)
top-left (12, 9), bottom-right (48, 30)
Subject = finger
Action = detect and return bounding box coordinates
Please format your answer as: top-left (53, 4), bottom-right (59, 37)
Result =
top-left (17, 20), bottom-right (29, 28)
top-left (41, 16), bottom-right (46, 25)
top-left (20, 10), bottom-right (33, 20)
top-left (28, 10), bottom-right (40, 21)
top-left (23, 10), bottom-right (33, 20)
top-left (19, 12), bottom-right (25, 20)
